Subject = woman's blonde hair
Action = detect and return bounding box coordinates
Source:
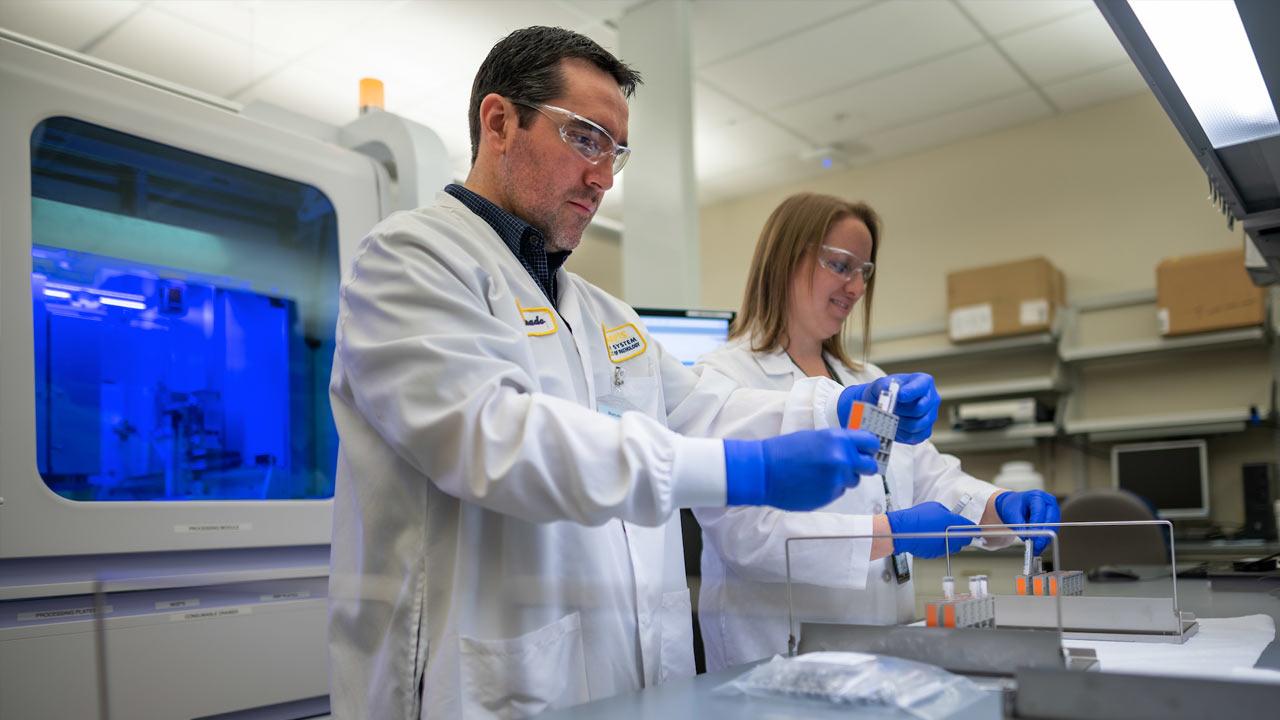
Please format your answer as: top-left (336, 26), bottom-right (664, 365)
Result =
top-left (730, 192), bottom-right (882, 370)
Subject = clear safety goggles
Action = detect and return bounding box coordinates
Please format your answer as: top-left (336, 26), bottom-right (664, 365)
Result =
top-left (511, 99), bottom-right (631, 174)
top-left (817, 245), bottom-right (875, 283)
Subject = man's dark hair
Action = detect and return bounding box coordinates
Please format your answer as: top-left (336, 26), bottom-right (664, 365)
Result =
top-left (468, 26), bottom-right (642, 163)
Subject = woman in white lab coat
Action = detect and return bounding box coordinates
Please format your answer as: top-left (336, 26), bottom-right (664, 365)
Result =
top-left (694, 192), bottom-right (1057, 672)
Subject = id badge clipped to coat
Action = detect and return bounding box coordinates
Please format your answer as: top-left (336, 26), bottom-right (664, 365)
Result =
top-left (845, 383), bottom-right (911, 585)
top-left (885, 489), bottom-right (912, 586)
top-left (597, 366), bottom-right (637, 418)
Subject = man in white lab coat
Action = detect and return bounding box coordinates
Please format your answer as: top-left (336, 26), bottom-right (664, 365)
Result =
top-left (327, 27), bottom-right (915, 720)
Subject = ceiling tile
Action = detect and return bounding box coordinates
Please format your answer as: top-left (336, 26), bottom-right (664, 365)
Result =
top-left (0, 0), bottom-right (141, 52)
top-left (153, 0), bottom-right (392, 59)
top-left (698, 154), bottom-right (827, 206)
top-left (695, 82), bottom-right (755, 130)
top-left (858, 89), bottom-right (1052, 162)
top-left (695, 115), bottom-right (808, 179)
top-left (300, 1), bottom-right (601, 111)
top-left (1042, 61), bottom-right (1148, 112)
top-left (773, 44), bottom-right (1029, 144)
top-left (998, 6), bottom-right (1128, 85)
top-left (91, 6), bottom-right (282, 98)
top-left (956, 0), bottom-right (1092, 37)
top-left (149, 1), bottom-right (256, 41)
top-left (691, 0), bottom-right (870, 67)
top-left (2, 0), bottom-right (1107, 211)
top-left (561, 0), bottom-right (646, 26)
top-left (699, 0), bottom-right (982, 110)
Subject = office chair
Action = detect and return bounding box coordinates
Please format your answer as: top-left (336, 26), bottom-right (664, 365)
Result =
top-left (1056, 488), bottom-right (1168, 572)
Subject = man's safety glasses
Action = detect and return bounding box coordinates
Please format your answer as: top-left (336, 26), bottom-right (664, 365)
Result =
top-left (817, 245), bottom-right (875, 283)
top-left (511, 99), bottom-right (631, 174)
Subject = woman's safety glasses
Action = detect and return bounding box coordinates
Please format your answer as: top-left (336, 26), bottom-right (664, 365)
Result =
top-left (817, 244), bottom-right (875, 283)
top-left (511, 99), bottom-right (631, 174)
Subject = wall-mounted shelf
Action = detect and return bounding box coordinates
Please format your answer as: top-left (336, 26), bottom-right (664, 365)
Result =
top-left (938, 375), bottom-right (1063, 402)
top-left (872, 293), bottom-right (1273, 463)
top-left (872, 331), bottom-right (1056, 366)
top-left (931, 423), bottom-right (1057, 453)
top-left (1059, 326), bottom-right (1267, 363)
top-left (1062, 407), bottom-right (1258, 444)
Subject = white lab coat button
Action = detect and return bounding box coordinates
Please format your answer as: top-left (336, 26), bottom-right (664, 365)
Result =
top-left (882, 568), bottom-right (893, 583)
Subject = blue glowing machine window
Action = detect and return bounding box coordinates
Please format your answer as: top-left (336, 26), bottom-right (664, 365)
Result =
top-left (31, 117), bottom-right (340, 501)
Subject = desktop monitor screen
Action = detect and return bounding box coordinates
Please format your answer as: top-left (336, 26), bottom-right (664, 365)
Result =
top-left (1111, 440), bottom-right (1209, 519)
top-left (634, 308), bottom-right (734, 366)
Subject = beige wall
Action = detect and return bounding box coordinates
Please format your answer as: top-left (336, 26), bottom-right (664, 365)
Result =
top-left (699, 92), bottom-right (1241, 326)
top-left (565, 224), bottom-right (622, 297)
top-left (696, 91), bottom-right (1272, 529)
top-left (571, 91), bottom-right (1245, 322)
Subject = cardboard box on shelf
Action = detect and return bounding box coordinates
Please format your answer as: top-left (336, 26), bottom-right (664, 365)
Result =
top-left (946, 257), bottom-right (1065, 342)
top-left (1156, 248), bottom-right (1265, 336)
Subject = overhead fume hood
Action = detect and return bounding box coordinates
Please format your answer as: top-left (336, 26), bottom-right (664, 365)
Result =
top-left (1096, 0), bottom-right (1280, 285)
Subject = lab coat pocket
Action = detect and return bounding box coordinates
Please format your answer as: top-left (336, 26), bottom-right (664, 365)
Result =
top-left (458, 611), bottom-right (589, 720)
top-left (658, 589), bottom-right (695, 682)
top-left (620, 375), bottom-right (660, 414)
top-left (596, 375), bottom-right (662, 421)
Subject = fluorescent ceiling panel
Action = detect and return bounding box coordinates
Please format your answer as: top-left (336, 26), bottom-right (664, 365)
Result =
top-left (1129, 0), bottom-right (1279, 148)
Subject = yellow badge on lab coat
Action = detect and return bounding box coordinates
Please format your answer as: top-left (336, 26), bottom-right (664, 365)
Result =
top-left (602, 322), bottom-right (647, 363)
top-left (518, 301), bottom-right (558, 337)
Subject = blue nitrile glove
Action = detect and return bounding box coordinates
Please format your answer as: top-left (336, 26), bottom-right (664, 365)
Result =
top-left (886, 501), bottom-right (976, 558)
top-left (837, 373), bottom-right (941, 445)
top-left (724, 428), bottom-right (879, 511)
top-left (995, 490), bottom-right (1061, 555)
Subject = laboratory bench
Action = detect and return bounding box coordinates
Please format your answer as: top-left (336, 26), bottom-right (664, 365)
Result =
top-left (539, 576), bottom-right (1280, 720)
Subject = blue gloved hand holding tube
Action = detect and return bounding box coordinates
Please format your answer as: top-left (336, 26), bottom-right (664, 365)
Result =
top-left (995, 490), bottom-right (1061, 555)
top-left (836, 373), bottom-right (941, 445)
top-left (724, 428), bottom-right (879, 511)
top-left (886, 502), bottom-right (976, 558)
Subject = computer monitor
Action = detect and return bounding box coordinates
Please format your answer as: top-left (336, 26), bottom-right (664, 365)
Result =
top-left (1111, 440), bottom-right (1210, 519)
top-left (633, 308), bottom-right (734, 366)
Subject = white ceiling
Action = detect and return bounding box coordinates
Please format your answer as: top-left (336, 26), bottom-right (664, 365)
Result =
top-left (0, 0), bottom-right (1148, 220)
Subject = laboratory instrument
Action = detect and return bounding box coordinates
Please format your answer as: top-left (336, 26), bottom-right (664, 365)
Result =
top-left (0, 27), bottom-right (450, 720)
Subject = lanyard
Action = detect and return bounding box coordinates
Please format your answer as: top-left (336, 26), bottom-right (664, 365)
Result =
top-left (784, 350), bottom-right (841, 383)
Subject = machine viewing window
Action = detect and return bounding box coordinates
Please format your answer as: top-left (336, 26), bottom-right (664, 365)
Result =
top-left (29, 117), bottom-right (340, 501)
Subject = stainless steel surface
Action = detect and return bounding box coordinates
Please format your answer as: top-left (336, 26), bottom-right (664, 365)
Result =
top-left (786, 529), bottom-right (1063, 656)
top-left (944, 520), bottom-right (1178, 612)
top-left (537, 658), bottom-right (1004, 720)
top-left (995, 595), bottom-right (1186, 635)
top-left (1015, 667), bottom-right (1280, 719)
top-left (796, 623), bottom-right (1067, 677)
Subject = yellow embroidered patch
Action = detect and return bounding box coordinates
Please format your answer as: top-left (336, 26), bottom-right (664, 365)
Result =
top-left (518, 301), bottom-right (558, 336)
top-left (602, 322), bottom-right (647, 363)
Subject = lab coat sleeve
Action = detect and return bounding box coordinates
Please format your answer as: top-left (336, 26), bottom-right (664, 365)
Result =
top-left (333, 221), bottom-right (724, 527)
top-left (694, 506), bottom-right (875, 588)
top-left (660, 346), bottom-right (842, 440)
top-left (678, 344), bottom-right (873, 587)
top-left (909, 442), bottom-right (1016, 548)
